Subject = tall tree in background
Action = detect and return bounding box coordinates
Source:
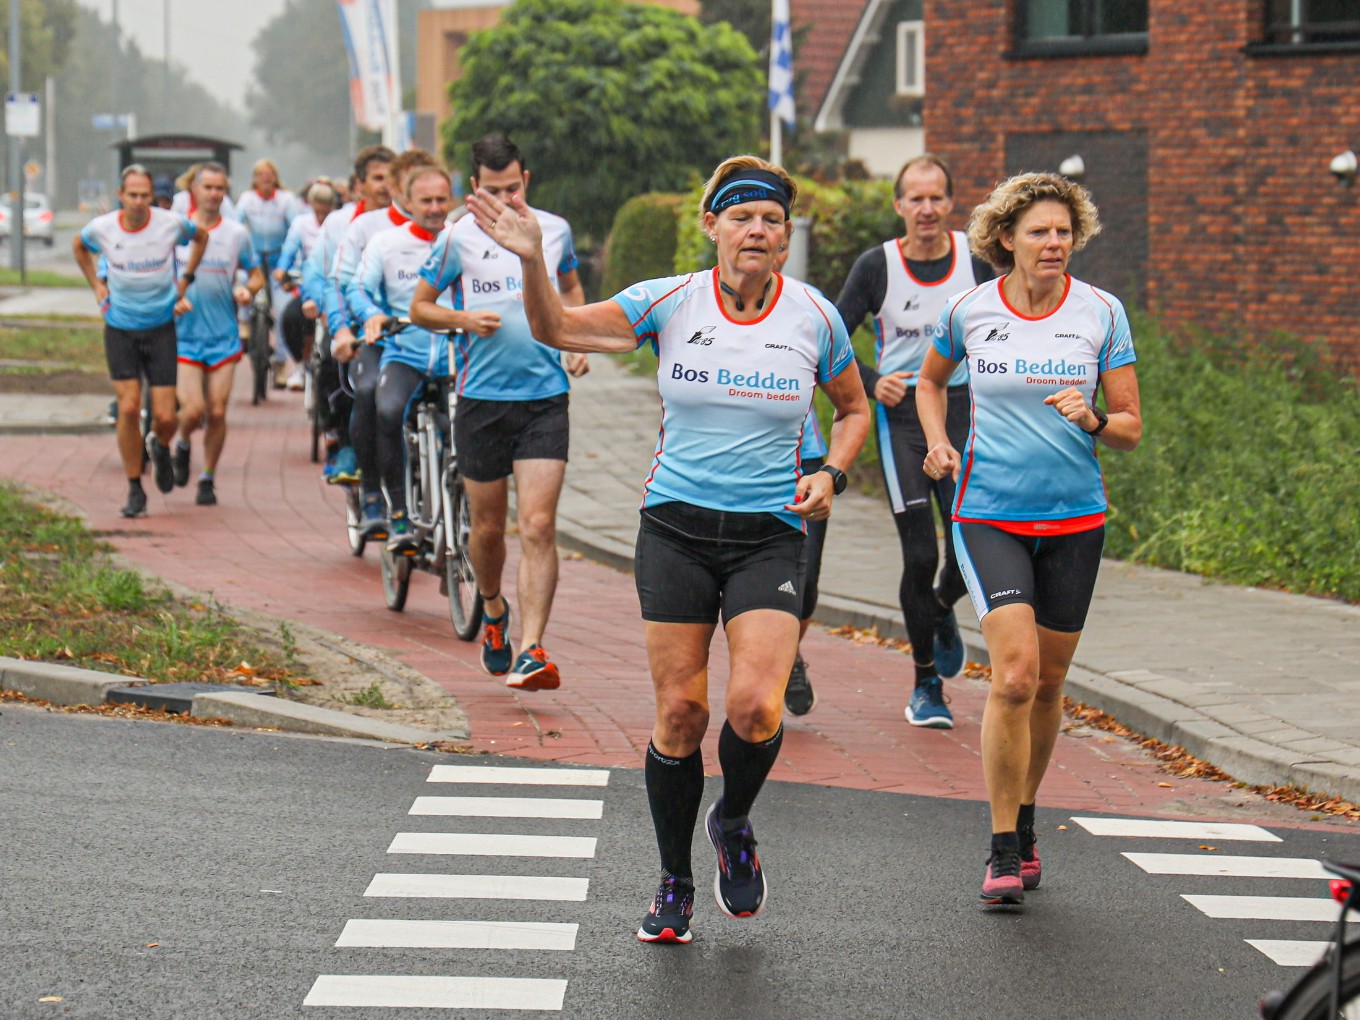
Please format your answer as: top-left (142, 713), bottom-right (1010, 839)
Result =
top-left (247, 0), bottom-right (351, 162)
top-left (0, 0), bottom-right (79, 88)
top-left (698, 0), bottom-right (768, 52)
top-left (445, 0), bottom-right (760, 241)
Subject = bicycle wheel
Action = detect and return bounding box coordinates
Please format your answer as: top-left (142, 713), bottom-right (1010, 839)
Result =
top-left (445, 472), bottom-right (482, 641)
top-left (381, 544), bottom-right (412, 612)
top-left (345, 484), bottom-right (366, 557)
top-left (1265, 936), bottom-right (1360, 1019)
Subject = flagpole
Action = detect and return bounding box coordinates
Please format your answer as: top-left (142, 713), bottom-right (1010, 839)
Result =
top-left (771, 112), bottom-right (782, 167)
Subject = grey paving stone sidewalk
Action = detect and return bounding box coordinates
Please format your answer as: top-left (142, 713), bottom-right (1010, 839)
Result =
top-left (561, 357), bottom-right (1360, 804)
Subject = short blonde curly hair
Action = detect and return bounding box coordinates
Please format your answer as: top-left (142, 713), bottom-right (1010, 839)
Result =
top-left (699, 155), bottom-right (797, 225)
top-left (967, 172), bottom-right (1101, 272)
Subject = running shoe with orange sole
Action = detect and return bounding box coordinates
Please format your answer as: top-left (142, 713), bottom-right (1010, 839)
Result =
top-left (505, 643), bottom-right (560, 690)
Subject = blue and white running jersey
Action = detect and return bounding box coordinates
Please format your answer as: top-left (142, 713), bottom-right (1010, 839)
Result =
top-left (613, 269), bottom-right (854, 529)
top-left (874, 231), bottom-right (973, 388)
top-left (79, 208), bottom-right (197, 331)
top-left (306, 201), bottom-right (359, 319)
top-left (175, 218), bottom-right (258, 343)
top-left (934, 275), bottom-right (1137, 525)
top-left (234, 188), bottom-right (299, 257)
top-left (337, 205), bottom-right (410, 318)
top-left (276, 210), bottom-right (327, 272)
top-left (352, 222), bottom-right (453, 377)
top-left (799, 408), bottom-right (828, 460)
top-left (418, 209), bottom-right (580, 401)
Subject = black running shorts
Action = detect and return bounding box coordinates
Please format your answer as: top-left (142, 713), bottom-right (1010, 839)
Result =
top-left (877, 384), bottom-right (970, 516)
top-left (952, 521), bottom-right (1105, 633)
top-left (454, 393), bottom-right (569, 482)
top-left (105, 320), bottom-right (178, 386)
top-left (635, 502), bottom-right (807, 625)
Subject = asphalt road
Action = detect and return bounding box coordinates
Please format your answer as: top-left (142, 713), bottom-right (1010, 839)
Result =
top-left (5, 705), bottom-right (1358, 1019)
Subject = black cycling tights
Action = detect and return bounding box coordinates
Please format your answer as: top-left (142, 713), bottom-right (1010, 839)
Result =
top-left (375, 361), bottom-right (426, 516)
top-left (280, 296), bottom-right (309, 364)
top-left (895, 505), bottom-right (969, 667)
top-left (347, 343), bottom-right (384, 497)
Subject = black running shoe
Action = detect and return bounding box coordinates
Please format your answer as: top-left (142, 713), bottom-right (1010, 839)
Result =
top-left (120, 486), bottom-right (147, 519)
top-left (195, 478), bottom-right (217, 506)
top-left (636, 874), bottom-right (695, 944)
top-left (784, 653), bottom-right (816, 716)
top-left (172, 442), bottom-right (191, 488)
top-left (146, 433), bottom-right (174, 493)
top-left (705, 801), bottom-right (766, 918)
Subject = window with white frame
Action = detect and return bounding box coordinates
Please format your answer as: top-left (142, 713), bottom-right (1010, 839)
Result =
top-left (896, 20), bottom-right (924, 97)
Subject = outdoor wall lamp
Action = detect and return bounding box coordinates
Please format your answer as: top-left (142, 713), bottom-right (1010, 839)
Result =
top-left (1058, 154), bottom-right (1085, 179)
top-left (1329, 149), bottom-right (1357, 185)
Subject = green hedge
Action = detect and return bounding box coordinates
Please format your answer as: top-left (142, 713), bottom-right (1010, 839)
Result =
top-left (600, 193), bottom-right (685, 298)
top-left (1102, 315), bottom-right (1360, 601)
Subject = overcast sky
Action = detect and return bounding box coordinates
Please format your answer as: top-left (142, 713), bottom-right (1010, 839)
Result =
top-left (82, 0), bottom-right (287, 112)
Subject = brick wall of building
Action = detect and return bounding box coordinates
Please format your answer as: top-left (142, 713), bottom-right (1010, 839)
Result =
top-left (925, 0), bottom-right (1360, 365)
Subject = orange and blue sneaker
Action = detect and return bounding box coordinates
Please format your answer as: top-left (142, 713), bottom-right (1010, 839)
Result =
top-left (505, 644), bottom-right (560, 691)
top-left (480, 604), bottom-right (513, 676)
top-left (636, 874), bottom-right (695, 944)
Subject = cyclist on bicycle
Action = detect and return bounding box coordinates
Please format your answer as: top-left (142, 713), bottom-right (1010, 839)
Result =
top-left (72, 164), bottom-right (208, 518)
top-left (235, 158), bottom-right (302, 385)
top-left (275, 180), bottom-right (338, 390)
top-left (334, 149), bottom-right (440, 540)
top-left (312, 145), bottom-right (395, 482)
top-left (172, 161), bottom-right (265, 506)
top-left (350, 164), bottom-right (457, 552)
top-left (409, 135), bottom-right (587, 692)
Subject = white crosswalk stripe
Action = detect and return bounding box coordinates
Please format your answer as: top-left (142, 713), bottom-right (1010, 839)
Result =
top-left (1072, 816), bottom-right (1280, 842)
top-left (1080, 815), bottom-right (1344, 970)
top-left (305, 975), bottom-right (568, 1010)
top-left (410, 795), bottom-right (604, 819)
top-left (364, 873), bottom-right (590, 901)
top-left (306, 763), bottom-right (609, 1010)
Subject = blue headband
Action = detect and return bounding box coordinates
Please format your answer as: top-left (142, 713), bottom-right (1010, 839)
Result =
top-left (710, 169), bottom-right (791, 216)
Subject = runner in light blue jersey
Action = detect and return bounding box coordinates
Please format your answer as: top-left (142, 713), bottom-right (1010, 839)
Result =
top-left (235, 158), bottom-right (302, 374)
top-left (172, 162), bottom-right (265, 507)
top-left (409, 135), bottom-right (588, 695)
top-left (918, 172), bottom-right (1142, 908)
top-left (275, 181), bottom-right (339, 389)
top-left (464, 154), bottom-right (868, 945)
top-left (73, 163), bottom-right (208, 518)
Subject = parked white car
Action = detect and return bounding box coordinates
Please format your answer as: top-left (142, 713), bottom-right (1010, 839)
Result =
top-left (0, 193), bottom-right (55, 245)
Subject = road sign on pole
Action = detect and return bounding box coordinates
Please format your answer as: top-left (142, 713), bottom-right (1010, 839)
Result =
top-left (5, 92), bottom-right (39, 138)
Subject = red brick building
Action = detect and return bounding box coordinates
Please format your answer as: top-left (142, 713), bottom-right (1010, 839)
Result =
top-left (925, 1), bottom-right (1360, 365)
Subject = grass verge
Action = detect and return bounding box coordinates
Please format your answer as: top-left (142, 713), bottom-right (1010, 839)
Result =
top-left (0, 483), bottom-right (305, 687)
top-left (0, 267), bottom-right (88, 288)
top-left (0, 323), bottom-right (105, 369)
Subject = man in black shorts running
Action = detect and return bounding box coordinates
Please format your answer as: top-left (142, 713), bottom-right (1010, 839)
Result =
top-left (836, 154), bottom-right (993, 728)
top-left (74, 165), bottom-right (209, 517)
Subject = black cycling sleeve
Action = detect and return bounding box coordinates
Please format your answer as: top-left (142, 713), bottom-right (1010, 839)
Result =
top-left (835, 247), bottom-right (888, 397)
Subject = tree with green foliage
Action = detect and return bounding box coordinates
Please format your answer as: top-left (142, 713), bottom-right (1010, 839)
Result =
top-left (0, 0), bottom-right (78, 89)
top-left (444, 0), bottom-right (761, 241)
top-left (698, 0), bottom-right (768, 52)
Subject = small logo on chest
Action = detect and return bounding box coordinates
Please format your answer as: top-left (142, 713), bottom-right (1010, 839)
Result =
top-left (687, 326), bottom-right (716, 345)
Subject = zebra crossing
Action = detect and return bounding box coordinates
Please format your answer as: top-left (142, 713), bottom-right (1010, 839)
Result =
top-left (1072, 815), bottom-right (1351, 969)
top-left (304, 763), bottom-right (611, 1012)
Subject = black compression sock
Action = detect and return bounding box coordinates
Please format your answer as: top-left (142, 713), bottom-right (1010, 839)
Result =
top-left (914, 662), bottom-right (936, 686)
top-left (991, 830), bottom-right (1021, 855)
top-left (127, 478), bottom-right (144, 493)
top-left (644, 742), bottom-right (704, 880)
top-left (1017, 803), bottom-right (1036, 833)
top-left (717, 720), bottom-right (783, 822)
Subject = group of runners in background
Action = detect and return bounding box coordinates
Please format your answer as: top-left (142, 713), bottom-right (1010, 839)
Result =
top-left (73, 140), bottom-right (1141, 934)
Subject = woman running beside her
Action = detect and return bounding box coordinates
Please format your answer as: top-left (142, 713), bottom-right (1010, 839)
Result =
top-left (916, 172), bottom-right (1142, 905)
top-left (469, 155), bottom-right (868, 943)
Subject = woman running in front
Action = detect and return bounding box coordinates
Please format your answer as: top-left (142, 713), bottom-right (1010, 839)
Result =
top-left (916, 172), bottom-right (1142, 906)
top-left (468, 156), bottom-right (868, 942)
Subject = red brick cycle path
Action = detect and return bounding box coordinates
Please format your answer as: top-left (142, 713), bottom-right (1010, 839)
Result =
top-left (0, 385), bottom-right (1270, 821)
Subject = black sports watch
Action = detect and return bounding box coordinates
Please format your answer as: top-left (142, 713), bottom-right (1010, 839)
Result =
top-left (1085, 406), bottom-right (1109, 436)
top-left (818, 464), bottom-right (848, 495)
top-left (180, 272), bottom-right (196, 285)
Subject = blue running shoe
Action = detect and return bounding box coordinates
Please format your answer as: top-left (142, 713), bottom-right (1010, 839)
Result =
top-left (359, 493), bottom-right (388, 541)
top-left (386, 512), bottom-right (419, 554)
top-left (326, 445), bottom-right (359, 485)
top-left (705, 801), bottom-right (766, 919)
top-left (505, 644), bottom-right (560, 691)
top-left (906, 676), bottom-right (954, 729)
top-left (933, 601), bottom-right (966, 680)
top-left (637, 874), bottom-right (695, 944)
top-left (480, 604), bottom-right (513, 676)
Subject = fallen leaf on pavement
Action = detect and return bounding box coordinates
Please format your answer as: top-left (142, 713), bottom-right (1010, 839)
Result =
top-left (1157, 782), bottom-right (1174, 788)
top-left (38, 997), bottom-right (62, 1003)
top-left (1199, 846), bottom-right (1218, 851)
top-left (146, 942), bottom-right (158, 948)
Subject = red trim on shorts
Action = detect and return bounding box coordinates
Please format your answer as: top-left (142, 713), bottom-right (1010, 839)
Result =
top-left (953, 511), bottom-right (1105, 536)
top-left (177, 349), bottom-right (243, 372)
